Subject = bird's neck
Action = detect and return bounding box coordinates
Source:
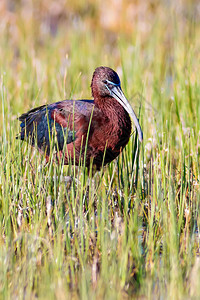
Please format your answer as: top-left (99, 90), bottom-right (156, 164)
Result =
top-left (95, 96), bottom-right (132, 150)
top-left (95, 96), bottom-right (129, 122)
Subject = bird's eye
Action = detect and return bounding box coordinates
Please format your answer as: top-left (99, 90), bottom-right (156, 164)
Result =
top-left (102, 80), bottom-right (108, 84)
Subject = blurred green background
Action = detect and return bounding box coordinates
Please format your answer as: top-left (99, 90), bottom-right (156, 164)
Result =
top-left (1, 0), bottom-right (200, 143)
top-left (0, 0), bottom-right (200, 299)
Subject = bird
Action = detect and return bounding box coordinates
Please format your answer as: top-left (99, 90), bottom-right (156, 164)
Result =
top-left (18, 66), bottom-right (143, 171)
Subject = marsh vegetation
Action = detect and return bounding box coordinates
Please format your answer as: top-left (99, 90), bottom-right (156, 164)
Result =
top-left (0, 0), bottom-right (200, 299)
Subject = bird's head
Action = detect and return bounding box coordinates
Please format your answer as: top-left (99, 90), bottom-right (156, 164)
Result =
top-left (91, 66), bottom-right (143, 142)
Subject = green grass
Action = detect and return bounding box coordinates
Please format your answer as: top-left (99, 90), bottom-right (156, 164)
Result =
top-left (0, 1), bottom-right (200, 299)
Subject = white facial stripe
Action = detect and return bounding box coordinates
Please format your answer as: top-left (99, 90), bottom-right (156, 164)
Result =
top-left (106, 80), bottom-right (121, 87)
top-left (104, 84), bottom-right (111, 94)
top-left (104, 80), bottom-right (121, 96)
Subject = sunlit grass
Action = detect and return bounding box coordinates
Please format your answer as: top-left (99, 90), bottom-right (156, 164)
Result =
top-left (0, 0), bottom-right (200, 299)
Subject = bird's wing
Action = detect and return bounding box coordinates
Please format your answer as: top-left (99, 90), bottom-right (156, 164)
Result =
top-left (18, 99), bottom-right (95, 155)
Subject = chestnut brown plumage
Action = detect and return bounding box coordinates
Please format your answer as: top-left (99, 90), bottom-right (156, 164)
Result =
top-left (18, 66), bottom-right (143, 170)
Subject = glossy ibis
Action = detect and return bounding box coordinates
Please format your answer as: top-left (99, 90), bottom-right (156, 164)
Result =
top-left (18, 66), bottom-right (143, 170)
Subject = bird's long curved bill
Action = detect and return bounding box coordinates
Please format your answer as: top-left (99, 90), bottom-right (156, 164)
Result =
top-left (111, 86), bottom-right (143, 142)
